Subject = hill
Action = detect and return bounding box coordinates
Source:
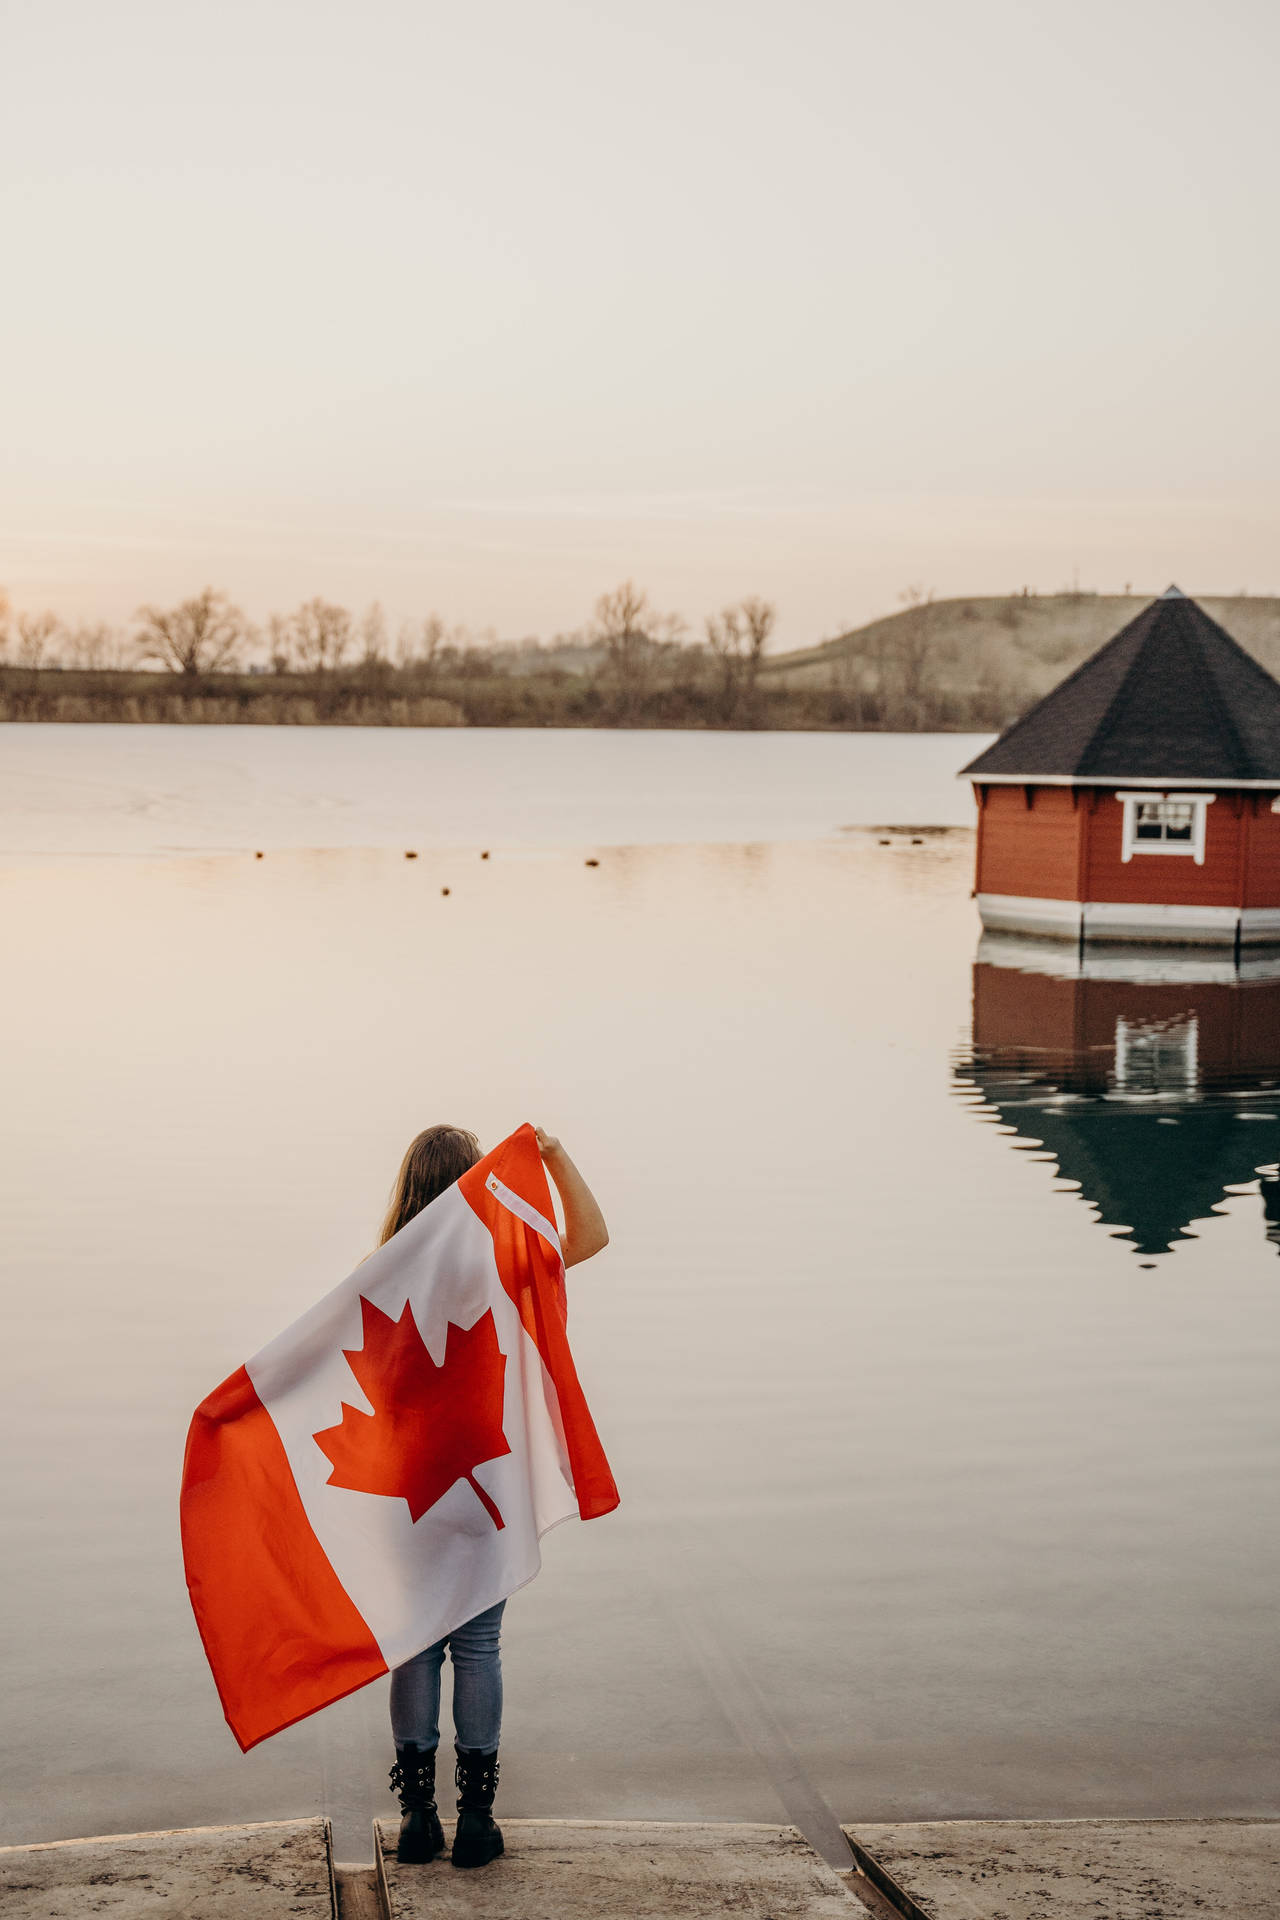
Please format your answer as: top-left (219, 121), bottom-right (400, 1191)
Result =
top-left (7, 592), bottom-right (1280, 733)
top-left (759, 592), bottom-right (1280, 731)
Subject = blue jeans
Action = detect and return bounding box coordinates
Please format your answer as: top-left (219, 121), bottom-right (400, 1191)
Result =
top-left (389, 1599), bottom-right (506, 1753)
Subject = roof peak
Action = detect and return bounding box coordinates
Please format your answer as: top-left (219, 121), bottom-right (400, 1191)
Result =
top-left (960, 589), bottom-right (1280, 783)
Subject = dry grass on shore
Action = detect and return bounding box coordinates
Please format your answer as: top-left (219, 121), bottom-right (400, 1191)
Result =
top-left (6, 592), bottom-right (1278, 731)
top-left (0, 671), bottom-right (465, 728)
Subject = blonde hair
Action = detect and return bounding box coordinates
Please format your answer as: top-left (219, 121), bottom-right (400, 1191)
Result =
top-left (379, 1124), bottom-right (482, 1245)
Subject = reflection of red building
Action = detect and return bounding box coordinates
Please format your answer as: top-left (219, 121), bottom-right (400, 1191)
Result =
top-left (973, 957), bottom-right (1280, 1096)
top-left (957, 939), bottom-right (1280, 1256)
top-left (961, 590), bottom-right (1280, 945)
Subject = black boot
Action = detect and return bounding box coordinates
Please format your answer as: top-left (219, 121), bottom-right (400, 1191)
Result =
top-left (451, 1746), bottom-right (503, 1868)
top-left (389, 1743), bottom-right (445, 1863)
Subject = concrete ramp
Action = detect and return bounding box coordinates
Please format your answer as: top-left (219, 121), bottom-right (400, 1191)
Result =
top-left (374, 1819), bottom-right (860, 1919)
top-left (846, 1819), bottom-right (1280, 1919)
top-left (0, 1816), bottom-right (335, 1920)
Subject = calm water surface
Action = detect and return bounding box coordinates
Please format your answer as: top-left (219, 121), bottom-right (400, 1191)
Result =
top-left (0, 725), bottom-right (982, 860)
top-left (2, 727), bottom-right (1278, 1855)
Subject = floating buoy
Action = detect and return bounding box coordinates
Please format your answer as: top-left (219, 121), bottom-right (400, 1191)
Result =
top-left (255, 850), bottom-right (264, 859)
top-left (404, 850), bottom-right (418, 860)
top-left (441, 886), bottom-right (451, 896)
top-left (585, 858), bottom-right (600, 868)
top-left (480, 850), bottom-right (490, 860)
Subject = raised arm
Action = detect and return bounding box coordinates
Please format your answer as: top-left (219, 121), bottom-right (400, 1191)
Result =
top-left (534, 1128), bottom-right (609, 1269)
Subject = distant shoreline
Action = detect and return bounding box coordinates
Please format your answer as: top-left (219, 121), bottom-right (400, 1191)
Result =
top-left (0, 666), bottom-right (985, 732)
top-left (0, 668), bottom-right (468, 730)
top-left (7, 592), bottom-right (1278, 732)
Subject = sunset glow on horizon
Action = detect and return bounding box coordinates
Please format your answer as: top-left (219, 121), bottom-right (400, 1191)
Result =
top-left (3, 0), bottom-right (1278, 647)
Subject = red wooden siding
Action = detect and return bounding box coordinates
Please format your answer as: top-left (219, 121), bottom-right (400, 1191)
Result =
top-left (974, 784), bottom-right (1083, 900)
top-left (1083, 793), bottom-right (1243, 907)
top-left (1243, 797), bottom-right (1280, 908)
top-left (975, 785), bottom-right (1280, 908)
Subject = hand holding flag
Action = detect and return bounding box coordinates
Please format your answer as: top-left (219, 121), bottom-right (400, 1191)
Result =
top-left (180, 1124), bottom-right (618, 1750)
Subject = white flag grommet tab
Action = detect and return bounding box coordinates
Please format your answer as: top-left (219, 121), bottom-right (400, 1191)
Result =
top-left (486, 1171), bottom-right (563, 1260)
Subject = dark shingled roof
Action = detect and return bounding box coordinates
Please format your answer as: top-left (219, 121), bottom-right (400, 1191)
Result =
top-left (962, 589), bottom-right (1280, 782)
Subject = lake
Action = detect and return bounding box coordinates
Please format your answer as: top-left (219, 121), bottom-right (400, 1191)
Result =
top-left (2, 725), bottom-right (1278, 1861)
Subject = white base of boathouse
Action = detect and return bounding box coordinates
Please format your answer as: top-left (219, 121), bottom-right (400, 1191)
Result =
top-left (977, 893), bottom-right (1280, 946)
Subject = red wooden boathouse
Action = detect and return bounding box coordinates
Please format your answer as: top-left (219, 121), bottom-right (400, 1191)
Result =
top-left (961, 588), bottom-right (1280, 946)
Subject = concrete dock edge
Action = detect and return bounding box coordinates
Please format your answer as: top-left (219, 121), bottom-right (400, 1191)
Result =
top-left (0, 1816), bottom-right (336, 1920)
top-left (844, 1817), bottom-right (1280, 1920)
top-left (6, 1813), bottom-right (1279, 1918)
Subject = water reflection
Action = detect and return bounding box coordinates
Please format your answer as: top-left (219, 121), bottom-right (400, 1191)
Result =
top-left (953, 934), bottom-right (1280, 1258)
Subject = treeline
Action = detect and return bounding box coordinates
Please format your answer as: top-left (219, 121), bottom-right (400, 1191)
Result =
top-left (0, 581), bottom-right (1020, 730)
top-left (0, 673), bottom-right (465, 728)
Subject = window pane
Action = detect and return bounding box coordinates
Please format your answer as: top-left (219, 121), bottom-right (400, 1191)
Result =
top-left (1126, 796), bottom-right (1201, 852)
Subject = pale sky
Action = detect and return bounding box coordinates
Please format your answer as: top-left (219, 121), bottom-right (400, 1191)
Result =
top-left (3, 0), bottom-right (1278, 648)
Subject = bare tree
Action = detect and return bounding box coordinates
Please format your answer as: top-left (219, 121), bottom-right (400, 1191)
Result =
top-left (589, 581), bottom-right (684, 717)
top-left (64, 622), bottom-right (125, 670)
top-left (15, 611), bottom-right (65, 669)
top-left (135, 589), bottom-right (246, 675)
top-left (704, 605), bottom-right (745, 716)
top-left (740, 595), bottom-right (776, 663)
top-left (704, 596), bottom-right (776, 723)
top-left (266, 614), bottom-right (295, 674)
top-left (396, 613), bottom-right (446, 675)
top-left (359, 602), bottom-right (388, 666)
top-left (288, 598), bottom-right (353, 673)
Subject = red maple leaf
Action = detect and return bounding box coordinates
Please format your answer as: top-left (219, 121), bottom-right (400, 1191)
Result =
top-left (313, 1298), bottom-right (511, 1529)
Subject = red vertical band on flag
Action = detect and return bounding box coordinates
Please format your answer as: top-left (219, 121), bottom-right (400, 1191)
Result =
top-left (460, 1125), bottom-right (620, 1522)
top-left (180, 1365), bottom-right (387, 1751)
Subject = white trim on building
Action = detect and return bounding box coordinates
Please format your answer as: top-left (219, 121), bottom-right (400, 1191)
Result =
top-left (976, 894), bottom-right (1280, 947)
top-left (962, 773), bottom-right (1280, 790)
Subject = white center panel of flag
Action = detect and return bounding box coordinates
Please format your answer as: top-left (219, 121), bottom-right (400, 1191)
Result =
top-left (245, 1183), bottom-right (577, 1671)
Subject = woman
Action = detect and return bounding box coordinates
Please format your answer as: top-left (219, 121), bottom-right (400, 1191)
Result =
top-left (381, 1123), bottom-right (609, 1869)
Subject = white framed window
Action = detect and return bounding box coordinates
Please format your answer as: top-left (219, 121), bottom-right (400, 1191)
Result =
top-left (1119, 791), bottom-right (1214, 864)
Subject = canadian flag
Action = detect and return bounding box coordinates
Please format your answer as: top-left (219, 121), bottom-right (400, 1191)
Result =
top-left (180, 1125), bottom-right (618, 1750)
